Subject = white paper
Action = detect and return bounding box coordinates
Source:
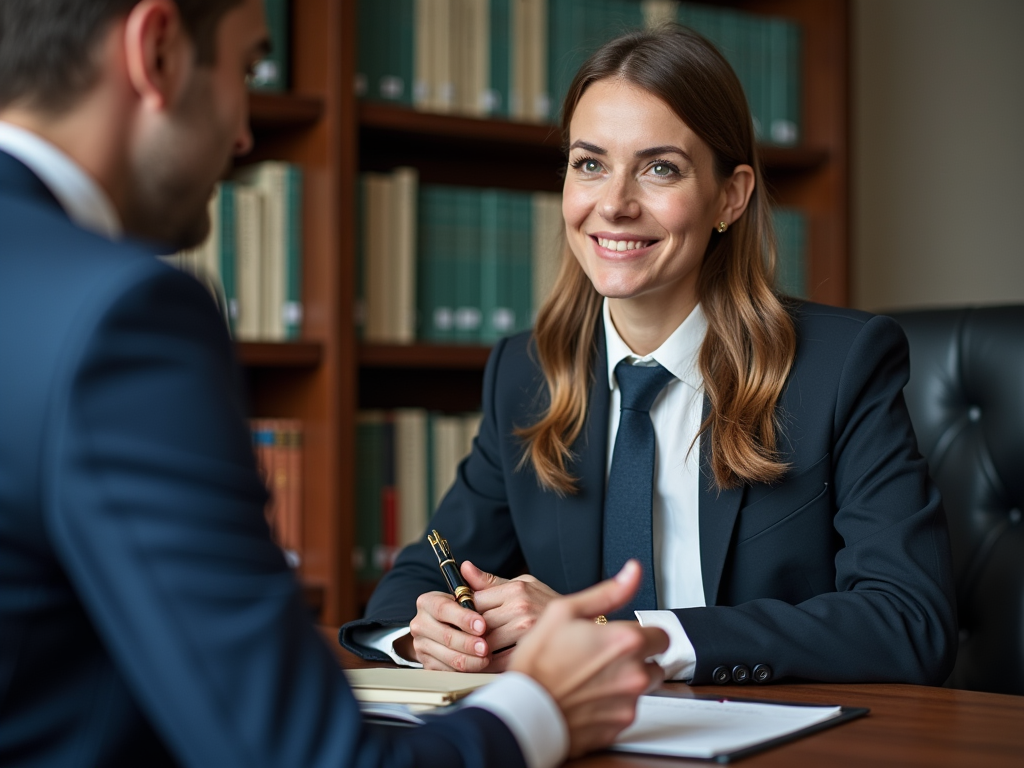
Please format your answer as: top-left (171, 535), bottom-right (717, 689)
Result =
top-left (611, 695), bottom-right (843, 759)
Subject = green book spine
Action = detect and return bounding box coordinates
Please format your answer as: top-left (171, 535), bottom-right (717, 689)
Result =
top-left (283, 165), bottom-right (303, 339)
top-left (767, 18), bottom-right (785, 146)
top-left (510, 192), bottom-right (533, 333)
top-left (217, 182), bottom-right (238, 336)
top-left (425, 186), bottom-right (457, 342)
top-left (356, 0), bottom-right (375, 98)
top-left (772, 208), bottom-right (807, 298)
top-left (415, 185), bottom-right (434, 341)
top-left (356, 414), bottom-right (384, 582)
top-left (390, 0), bottom-right (415, 105)
top-left (489, 0), bottom-right (511, 117)
top-left (453, 188), bottom-right (482, 343)
top-left (784, 20), bottom-right (801, 145)
top-left (250, 0), bottom-right (289, 91)
top-left (479, 189), bottom-right (501, 343)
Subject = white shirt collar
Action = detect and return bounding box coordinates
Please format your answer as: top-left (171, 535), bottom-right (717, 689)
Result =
top-left (0, 121), bottom-right (122, 239)
top-left (603, 297), bottom-right (707, 393)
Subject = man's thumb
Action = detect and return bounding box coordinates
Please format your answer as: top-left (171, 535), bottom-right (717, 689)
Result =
top-left (561, 559), bottom-right (641, 619)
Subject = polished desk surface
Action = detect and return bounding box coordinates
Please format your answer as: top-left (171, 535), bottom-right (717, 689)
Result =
top-left (322, 631), bottom-right (1024, 767)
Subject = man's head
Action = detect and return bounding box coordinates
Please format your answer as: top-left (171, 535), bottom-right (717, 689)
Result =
top-left (0, 0), bottom-right (270, 249)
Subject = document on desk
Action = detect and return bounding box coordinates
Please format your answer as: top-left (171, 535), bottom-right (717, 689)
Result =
top-left (611, 694), bottom-right (862, 762)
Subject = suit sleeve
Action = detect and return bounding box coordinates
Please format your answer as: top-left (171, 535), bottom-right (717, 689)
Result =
top-left (42, 262), bottom-right (526, 768)
top-left (673, 314), bottom-right (957, 685)
top-left (342, 336), bottom-right (529, 656)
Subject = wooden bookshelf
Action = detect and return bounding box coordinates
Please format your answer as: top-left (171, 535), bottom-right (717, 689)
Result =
top-left (245, 0), bottom-right (849, 625)
top-left (237, 341), bottom-right (323, 368)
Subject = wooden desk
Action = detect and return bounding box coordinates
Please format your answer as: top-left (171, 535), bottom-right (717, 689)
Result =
top-left (321, 633), bottom-right (1024, 767)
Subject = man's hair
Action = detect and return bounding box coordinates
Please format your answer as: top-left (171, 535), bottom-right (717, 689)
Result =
top-left (0, 0), bottom-right (245, 113)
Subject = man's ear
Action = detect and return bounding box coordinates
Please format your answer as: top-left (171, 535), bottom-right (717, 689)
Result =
top-left (717, 164), bottom-right (756, 228)
top-left (123, 0), bottom-right (191, 111)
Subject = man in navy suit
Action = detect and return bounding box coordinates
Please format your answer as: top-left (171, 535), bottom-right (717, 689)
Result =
top-left (0, 1), bottom-right (668, 766)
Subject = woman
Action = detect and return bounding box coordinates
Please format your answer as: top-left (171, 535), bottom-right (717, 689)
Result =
top-left (341, 25), bottom-right (956, 686)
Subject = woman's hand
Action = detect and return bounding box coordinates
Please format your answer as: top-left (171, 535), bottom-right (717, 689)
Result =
top-left (404, 590), bottom-right (491, 672)
top-left (403, 561), bottom-right (560, 672)
top-left (462, 561), bottom-right (560, 672)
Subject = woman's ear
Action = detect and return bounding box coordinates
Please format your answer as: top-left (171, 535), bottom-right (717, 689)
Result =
top-left (123, 0), bottom-right (191, 112)
top-left (718, 163), bottom-right (756, 227)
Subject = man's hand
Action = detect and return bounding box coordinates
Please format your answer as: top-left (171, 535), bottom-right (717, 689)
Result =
top-left (509, 560), bottom-right (669, 758)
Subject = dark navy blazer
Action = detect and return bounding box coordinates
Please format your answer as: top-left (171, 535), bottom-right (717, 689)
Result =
top-left (346, 287), bottom-right (958, 687)
top-left (0, 151), bottom-right (524, 768)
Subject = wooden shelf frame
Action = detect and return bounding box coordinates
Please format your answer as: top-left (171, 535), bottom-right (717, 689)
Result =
top-left (242, 0), bottom-right (849, 626)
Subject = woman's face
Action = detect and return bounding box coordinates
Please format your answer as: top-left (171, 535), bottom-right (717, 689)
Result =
top-left (562, 78), bottom-right (739, 322)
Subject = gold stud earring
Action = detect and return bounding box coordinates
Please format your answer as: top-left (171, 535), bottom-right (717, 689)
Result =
top-left (717, 221), bottom-right (728, 233)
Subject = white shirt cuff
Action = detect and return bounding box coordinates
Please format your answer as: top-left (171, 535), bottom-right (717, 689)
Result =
top-left (464, 671), bottom-right (569, 768)
top-left (349, 625), bottom-right (423, 668)
top-left (635, 610), bottom-right (696, 682)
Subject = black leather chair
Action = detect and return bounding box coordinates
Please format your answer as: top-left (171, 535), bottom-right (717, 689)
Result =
top-left (888, 306), bottom-right (1024, 695)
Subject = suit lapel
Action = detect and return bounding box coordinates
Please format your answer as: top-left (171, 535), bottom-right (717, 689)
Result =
top-left (698, 394), bottom-right (745, 606)
top-left (555, 321), bottom-right (609, 593)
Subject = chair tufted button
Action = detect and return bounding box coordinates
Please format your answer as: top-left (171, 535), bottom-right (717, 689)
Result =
top-left (712, 666), bottom-right (731, 685)
top-left (753, 664), bottom-right (773, 683)
top-left (1010, 508), bottom-right (1021, 525)
top-left (968, 405), bottom-right (981, 421)
top-left (731, 665), bottom-right (751, 684)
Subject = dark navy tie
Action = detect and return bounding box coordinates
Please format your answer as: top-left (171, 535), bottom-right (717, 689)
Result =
top-left (602, 360), bottom-right (676, 619)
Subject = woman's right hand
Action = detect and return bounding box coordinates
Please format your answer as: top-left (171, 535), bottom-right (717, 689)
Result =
top-left (401, 590), bottom-right (492, 672)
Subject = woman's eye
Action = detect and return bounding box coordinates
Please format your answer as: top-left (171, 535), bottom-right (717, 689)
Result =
top-left (581, 159), bottom-right (601, 173)
top-left (651, 163), bottom-right (675, 177)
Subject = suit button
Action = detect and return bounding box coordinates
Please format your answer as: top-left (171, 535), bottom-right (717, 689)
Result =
top-left (732, 665), bottom-right (750, 684)
top-left (712, 666), bottom-right (730, 684)
top-left (753, 664), bottom-right (773, 683)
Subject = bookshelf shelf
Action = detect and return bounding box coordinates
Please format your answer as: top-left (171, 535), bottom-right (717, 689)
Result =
top-left (359, 102), bottom-right (561, 149)
top-left (249, 92), bottom-right (325, 130)
top-left (236, 341), bottom-right (324, 368)
top-left (358, 343), bottom-right (492, 369)
top-left (359, 101), bottom-right (829, 179)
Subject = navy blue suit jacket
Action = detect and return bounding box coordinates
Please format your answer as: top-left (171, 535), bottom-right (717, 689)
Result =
top-left (345, 296), bottom-right (957, 686)
top-left (0, 151), bottom-right (525, 768)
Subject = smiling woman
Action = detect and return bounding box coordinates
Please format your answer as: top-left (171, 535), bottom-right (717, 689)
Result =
top-left (346, 24), bottom-right (956, 694)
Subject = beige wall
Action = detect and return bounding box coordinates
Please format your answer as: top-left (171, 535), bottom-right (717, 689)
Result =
top-left (852, 0), bottom-right (1024, 311)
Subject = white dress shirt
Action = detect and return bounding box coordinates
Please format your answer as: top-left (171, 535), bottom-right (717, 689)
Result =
top-left (602, 298), bottom-right (706, 682)
top-left (0, 121), bottom-right (122, 238)
top-left (0, 121), bottom-right (570, 768)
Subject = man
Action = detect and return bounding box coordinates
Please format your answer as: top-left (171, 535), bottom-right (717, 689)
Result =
top-left (0, 1), bottom-right (668, 766)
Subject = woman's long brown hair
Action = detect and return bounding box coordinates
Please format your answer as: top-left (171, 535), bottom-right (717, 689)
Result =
top-left (516, 25), bottom-right (796, 493)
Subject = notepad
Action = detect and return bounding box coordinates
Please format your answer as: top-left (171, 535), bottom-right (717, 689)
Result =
top-left (344, 668), bottom-right (497, 706)
top-left (611, 695), bottom-right (858, 761)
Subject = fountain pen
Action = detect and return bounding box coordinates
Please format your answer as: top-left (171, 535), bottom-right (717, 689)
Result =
top-left (427, 529), bottom-right (476, 611)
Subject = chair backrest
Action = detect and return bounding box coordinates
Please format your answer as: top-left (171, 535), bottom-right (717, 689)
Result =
top-left (888, 306), bottom-right (1024, 695)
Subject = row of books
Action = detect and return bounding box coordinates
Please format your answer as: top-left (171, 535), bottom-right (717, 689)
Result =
top-left (168, 161), bottom-right (304, 341)
top-left (355, 409), bottom-right (482, 582)
top-left (357, 0), bottom-right (801, 146)
top-left (358, 168), bottom-right (562, 344)
top-left (252, 419), bottom-right (304, 567)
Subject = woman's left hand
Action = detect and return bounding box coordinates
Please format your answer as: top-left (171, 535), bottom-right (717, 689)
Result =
top-left (461, 560), bottom-right (561, 672)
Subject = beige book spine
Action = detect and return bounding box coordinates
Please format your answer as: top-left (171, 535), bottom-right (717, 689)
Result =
top-left (531, 191), bottom-right (563, 317)
top-left (391, 167), bottom-right (419, 344)
top-left (233, 185), bottom-right (263, 340)
top-left (363, 173), bottom-right (392, 342)
top-left (414, 0), bottom-right (433, 109)
top-left (395, 409), bottom-right (428, 548)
